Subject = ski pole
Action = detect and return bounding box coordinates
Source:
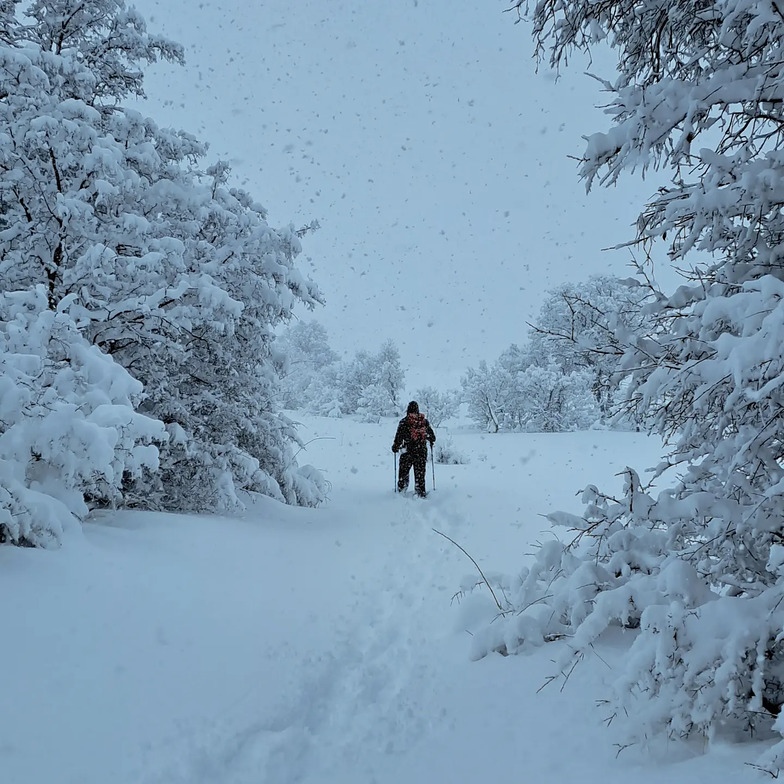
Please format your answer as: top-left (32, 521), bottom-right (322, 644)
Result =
top-left (430, 443), bottom-right (436, 491)
top-left (394, 451), bottom-right (397, 492)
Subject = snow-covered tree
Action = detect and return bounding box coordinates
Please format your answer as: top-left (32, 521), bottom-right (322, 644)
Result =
top-left (337, 341), bottom-right (405, 417)
top-left (479, 0), bottom-right (784, 767)
top-left (337, 350), bottom-right (370, 414)
top-left (513, 364), bottom-right (600, 432)
top-left (527, 275), bottom-right (652, 417)
top-left (375, 340), bottom-right (405, 411)
top-left (0, 0), bottom-right (325, 543)
top-left (275, 320), bottom-right (339, 410)
top-left (0, 287), bottom-right (165, 546)
top-left (413, 386), bottom-right (457, 427)
top-left (305, 363), bottom-right (344, 418)
top-left (460, 360), bottom-right (512, 433)
top-left (356, 383), bottom-right (393, 423)
top-left (461, 348), bottom-right (599, 433)
top-left (272, 335), bottom-right (406, 419)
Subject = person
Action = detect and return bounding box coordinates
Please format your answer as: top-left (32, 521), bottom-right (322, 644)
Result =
top-left (392, 400), bottom-right (436, 497)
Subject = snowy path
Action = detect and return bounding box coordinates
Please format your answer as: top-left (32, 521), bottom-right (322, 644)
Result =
top-left (136, 417), bottom-right (765, 784)
top-left (2, 415), bottom-right (768, 783)
top-left (142, 484), bottom-right (473, 784)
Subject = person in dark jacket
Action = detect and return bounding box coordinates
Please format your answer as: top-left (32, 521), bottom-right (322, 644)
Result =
top-left (392, 400), bottom-right (436, 497)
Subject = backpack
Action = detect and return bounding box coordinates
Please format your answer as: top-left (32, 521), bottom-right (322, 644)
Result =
top-left (407, 413), bottom-right (428, 444)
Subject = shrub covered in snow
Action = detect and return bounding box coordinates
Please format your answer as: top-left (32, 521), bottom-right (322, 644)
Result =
top-left (432, 434), bottom-right (467, 465)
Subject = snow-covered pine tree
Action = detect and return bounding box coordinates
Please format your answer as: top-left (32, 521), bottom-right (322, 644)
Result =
top-left (475, 0), bottom-right (784, 766)
top-left (0, 0), bottom-right (326, 544)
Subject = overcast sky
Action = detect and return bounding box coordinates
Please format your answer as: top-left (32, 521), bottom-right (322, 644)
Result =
top-left (132, 0), bottom-right (676, 387)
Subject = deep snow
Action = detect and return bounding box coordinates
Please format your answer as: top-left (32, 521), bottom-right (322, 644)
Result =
top-left (2, 415), bottom-right (770, 783)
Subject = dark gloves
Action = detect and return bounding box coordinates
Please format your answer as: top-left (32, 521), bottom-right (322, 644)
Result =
top-left (392, 445), bottom-right (398, 453)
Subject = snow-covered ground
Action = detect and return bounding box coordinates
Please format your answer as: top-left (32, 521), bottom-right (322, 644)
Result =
top-left (2, 415), bottom-right (768, 783)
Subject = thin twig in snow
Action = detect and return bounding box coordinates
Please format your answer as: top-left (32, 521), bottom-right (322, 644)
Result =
top-left (432, 528), bottom-right (506, 613)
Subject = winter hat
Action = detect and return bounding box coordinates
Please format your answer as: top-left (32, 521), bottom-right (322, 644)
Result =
top-left (407, 401), bottom-right (419, 414)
